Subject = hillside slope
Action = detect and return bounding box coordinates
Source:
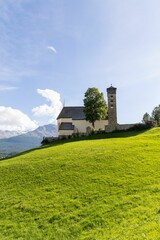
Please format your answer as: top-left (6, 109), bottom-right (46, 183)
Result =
top-left (0, 129), bottom-right (160, 239)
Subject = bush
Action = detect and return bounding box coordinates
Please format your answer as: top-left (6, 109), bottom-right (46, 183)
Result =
top-left (59, 135), bottom-right (68, 140)
top-left (41, 138), bottom-right (49, 145)
top-left (128, 122), bottom-right (153, 131)
top-left (72, 132), bottom-right (80, 138)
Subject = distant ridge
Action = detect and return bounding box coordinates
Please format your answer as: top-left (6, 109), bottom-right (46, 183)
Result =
top-left (0, 130), bottom-right (24, 139)
top-left (0, 124), bottom-right (57, 158)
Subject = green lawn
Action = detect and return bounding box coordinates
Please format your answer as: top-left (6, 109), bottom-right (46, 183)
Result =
top-left (1, 128), bottom-right (160, 239)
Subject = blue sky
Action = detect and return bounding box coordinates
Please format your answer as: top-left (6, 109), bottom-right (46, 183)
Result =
top-left (0, 0), bottom-right (160, 131)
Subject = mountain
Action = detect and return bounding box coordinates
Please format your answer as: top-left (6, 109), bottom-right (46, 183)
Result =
top-left (0, 124), bottom-right (57, 158)
top-left (0, 130), bottom-right (24, 139)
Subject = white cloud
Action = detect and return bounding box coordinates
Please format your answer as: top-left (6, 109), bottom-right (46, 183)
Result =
top-left (0, 85), bottom-right (18, 91)
top-left (32, 89), bottom-right (63, 124)
top-left (0, 106), bottom-right (37, 131)
top-left (47, 46), bottom-right (57, 53)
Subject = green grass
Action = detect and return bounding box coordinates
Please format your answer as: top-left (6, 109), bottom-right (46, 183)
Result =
top-left (1, 129), bottom-right (160, 239)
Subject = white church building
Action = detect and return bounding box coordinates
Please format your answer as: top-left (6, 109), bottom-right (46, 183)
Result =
top-left (57, 85), bottom-right (119, 136)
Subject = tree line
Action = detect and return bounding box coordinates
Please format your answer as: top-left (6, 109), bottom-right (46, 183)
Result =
top-left (143, 105), bottom-right (160, 126)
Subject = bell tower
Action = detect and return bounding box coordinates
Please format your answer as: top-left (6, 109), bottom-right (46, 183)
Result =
top-left (107, 85), bottom-right (117, 125)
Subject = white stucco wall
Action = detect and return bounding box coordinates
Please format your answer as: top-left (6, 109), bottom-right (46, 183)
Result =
top-left (73, 119), bottom-right (108, 133)
top-left (57, 118), bottom-right (73, 136)
top-left (57, 118), bottom-right (73, 126)
top-left (57, 118), bottom-right (108, 136)
top-left (58, 130), bottom-right (74, 136)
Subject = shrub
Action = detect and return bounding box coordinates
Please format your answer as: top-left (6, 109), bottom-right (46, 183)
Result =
top-left (129, 122), bottom-right (153, 131)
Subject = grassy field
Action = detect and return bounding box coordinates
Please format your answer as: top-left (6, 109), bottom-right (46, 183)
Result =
top-left (0, 128), bottom-right (160, 239)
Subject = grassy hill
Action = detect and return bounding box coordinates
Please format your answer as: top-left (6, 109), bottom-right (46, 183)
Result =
top-left (0, 128), bottom-right (160, 239)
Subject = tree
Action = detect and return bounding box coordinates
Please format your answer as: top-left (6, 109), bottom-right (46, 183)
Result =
top-left (152, 105), bottom-right (160, 126)
top-left (142, 112), bottom-right (151, 124)
top-left (83, 87), bottom-right (107, 128)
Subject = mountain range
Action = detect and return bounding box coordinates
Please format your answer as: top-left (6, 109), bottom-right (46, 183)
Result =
top-left (0, 124), bottom-right (57, 158)
top-left (0, 130), bottom-right (23, 139)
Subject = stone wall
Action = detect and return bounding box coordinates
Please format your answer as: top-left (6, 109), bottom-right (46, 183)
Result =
top-left (105, 123), bottom-right (135, 133)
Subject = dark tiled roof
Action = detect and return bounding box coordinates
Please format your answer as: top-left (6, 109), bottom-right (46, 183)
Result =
top-left (59, 122), bottom-right (75, 130)
top-left (107, 85), bottom-right (117, 93)
top-left (57, 107), bottom-right (85, 120)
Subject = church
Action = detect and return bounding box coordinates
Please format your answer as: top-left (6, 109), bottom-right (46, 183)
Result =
top-left (57, 85), bottom-right (119, 136)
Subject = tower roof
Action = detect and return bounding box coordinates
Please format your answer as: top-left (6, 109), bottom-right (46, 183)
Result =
top-left (107, 85), bottom-right (117, 93)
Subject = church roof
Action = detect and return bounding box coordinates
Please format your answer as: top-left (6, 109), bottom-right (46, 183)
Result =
top-left (59, 122), bottom-right (75, 130)
top-left (57, 107), bottom-right (85, 120)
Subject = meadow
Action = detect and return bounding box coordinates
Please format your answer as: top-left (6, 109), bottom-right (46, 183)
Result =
top-left (0, 128), bottom-right (160, 239)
